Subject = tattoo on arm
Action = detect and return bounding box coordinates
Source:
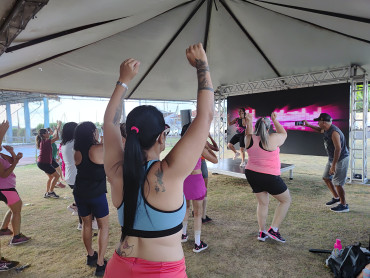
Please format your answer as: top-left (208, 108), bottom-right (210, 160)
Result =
top-left (195, 59), bottom-right (213, 92)
top-left (112, 93), bottom-right (126, 125)
top-left (117, 239), bottom-right (134, 257)
top-left (154, 168), bottom-right (166, 193)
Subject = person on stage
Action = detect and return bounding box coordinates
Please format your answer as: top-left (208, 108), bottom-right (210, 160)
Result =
top-left (228, 108), bottom-right (247, 167)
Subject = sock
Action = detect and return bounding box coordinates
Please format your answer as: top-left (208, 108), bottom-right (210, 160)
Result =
top-left (202, 197), bottom-right (207, 219)
top-left (194, 230), bottom-right (201, 246)
top-left (271, 226), bottom-right (278, 232)
top-left (182, 221), bottom-right (188, 235)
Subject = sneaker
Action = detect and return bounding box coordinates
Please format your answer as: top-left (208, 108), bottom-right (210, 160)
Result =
top-left (239, 161), bottom-right (246, 167)
top-left (181, 234), bottom-right (188, 243)
top-left (95, 260), bottom-right (107, 277)
top-left (193, 241), bottom-right (208, 253)
top-left (202, 216), bottom-right (212, 223)
top-left (267, 227), bottom-right (286, 243)
top-left (92, 219), bottom-right (98, 230)
top-left (44, 192), bottom-right (49, 198)
top-left (326, 197), bottom-right (340, 206)
top-left (0, 228), bottom-right (13, 237)
top-left (233, 152), bottom-right (240, 160)
top-left (86, 251), bottom-right (98, 266)
top-left (330, 203), bottom-right (349, 213)
top-left (67, 204), bottom-right (78, 215)
top-left (10, 233), bottom-right (31, 245)
top-left (0, 257), bottom-right (19, 272)
top-left (72, 211), bottom-right (79, 216)
top-left (55, 182), bottom-right (66, 189)
top-left (48, 192), bottom-right (59, 199)
top-left (257, 231), bottom-right (269, 242)
top-left (77, 223), bottom-right (83, 231)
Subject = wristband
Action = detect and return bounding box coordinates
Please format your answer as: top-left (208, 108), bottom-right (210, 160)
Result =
top-left (116, 81), bottom-right (128, 90)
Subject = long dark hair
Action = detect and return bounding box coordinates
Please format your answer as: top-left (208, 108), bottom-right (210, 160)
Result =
top-left (122, 105), bottom-right (165, 240)
top-left (36, 129), bottom-right (47, 149)
top-left (61, 122), bottom-right (78, 145)
top-left (74, 121), bottom-right (98, 152)
top-left (254, 117), bottom-right (271, 148)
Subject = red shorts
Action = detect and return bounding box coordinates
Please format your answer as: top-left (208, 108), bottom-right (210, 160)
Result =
top-left (104, 251), bottom-right (187, 278)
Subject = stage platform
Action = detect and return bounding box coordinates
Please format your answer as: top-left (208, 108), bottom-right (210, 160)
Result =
top-left (207, 158), bottom-right (295, 180)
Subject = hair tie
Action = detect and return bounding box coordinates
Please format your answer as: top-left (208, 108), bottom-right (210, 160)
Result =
top-left (131, 126), bottom-right (139, 134)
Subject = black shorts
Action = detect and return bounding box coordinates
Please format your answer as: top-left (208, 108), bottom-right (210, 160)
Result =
top-left (245, 169), bottom-right (287, 195)
top-left (229, 133), bottom-right (245, 148)
top-left (52, 158), bottom-right (59, 168)
top-left (37, 162), bottom-right (56, 175)
top-left (201, 159), bottom-right (208, 179)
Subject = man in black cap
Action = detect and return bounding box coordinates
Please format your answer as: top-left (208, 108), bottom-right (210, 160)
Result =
top-left (304, 113), bottom-right (349, 212)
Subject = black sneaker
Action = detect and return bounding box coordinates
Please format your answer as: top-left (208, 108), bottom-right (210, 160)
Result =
top-left (325, 197), bottom-right (340, 206)
top-left (267, 228), bottom-right (286, 243)
top-left (86, 251), bottom-right (98, 266)
top-left (0, 257), bottom-right (19, 272)
top-left (48, 192), bottom-right (59, 199)
top-left (202, 216), bottom-right (212, 223)
top-left (95, 260), bottom-right (107, 277)
top-left (181, 234), bottom-right (188, 243)
top-left (330, 203), bottom-right (349, 213)
top-left (193, 241), bottom-right (208, 253)
top-left (257, 231), bottom-right (269, 242)
top-left (44, 192), bottom-right (49, 198)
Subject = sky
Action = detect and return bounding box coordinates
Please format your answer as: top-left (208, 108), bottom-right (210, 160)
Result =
top-left (0, 96), bottom-right (195, 129)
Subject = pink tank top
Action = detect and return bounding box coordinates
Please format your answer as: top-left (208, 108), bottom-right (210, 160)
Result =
top-left (246, 135), bottom-right (281, 176)
top-left (0, 156), bottom-right (16, 189)
top-left (194, 158), bottom-right (201, 170)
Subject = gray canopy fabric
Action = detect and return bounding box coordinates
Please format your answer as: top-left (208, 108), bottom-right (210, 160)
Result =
top-left (0, 0), bottom-right (370, 101)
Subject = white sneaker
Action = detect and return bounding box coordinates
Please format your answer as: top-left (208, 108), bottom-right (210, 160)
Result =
top-left (240, 161), bottom-right (246, 167)
top-left (233, 152), bottom-right (240, 160)
top-left (71, 211), bottom-right (79, 216)
top-left (77, 223), bottom-right (82, 231)
top-left (92, 219), bottom-right (98, 230)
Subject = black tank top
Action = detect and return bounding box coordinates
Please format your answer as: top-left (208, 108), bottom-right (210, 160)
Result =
top-left (74, 146), bottom-right (106, 199)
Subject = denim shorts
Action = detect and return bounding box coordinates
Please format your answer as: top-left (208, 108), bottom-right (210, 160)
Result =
top-left (74, 193), bottom-right (109, 218)
top-left (323, 156), bottom-right (349, 186)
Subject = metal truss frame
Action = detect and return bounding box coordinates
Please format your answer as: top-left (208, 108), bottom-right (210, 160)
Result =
top-left (213, 65), bottom-right (368, 184)
top-left (218, 65), bottom-right (366, 97)
top-left (0, 90), bottom-right (59, 105)
top-left (0, 0), bottom-right (49, 56)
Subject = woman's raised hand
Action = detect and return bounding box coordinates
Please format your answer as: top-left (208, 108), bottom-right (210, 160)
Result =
top-left (119, 59), bottom-right (140, 85)
top-left (271, 112), bottom-right (277, 121)
top-left (186, 43), bottom-right (208, 69)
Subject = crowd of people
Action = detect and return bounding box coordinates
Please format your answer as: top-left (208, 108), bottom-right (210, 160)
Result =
top-left (0, 43), bottom-right (365, 277)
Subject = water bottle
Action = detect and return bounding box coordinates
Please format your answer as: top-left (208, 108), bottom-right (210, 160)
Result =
top-left (333, 239), bottom-right (342, 257)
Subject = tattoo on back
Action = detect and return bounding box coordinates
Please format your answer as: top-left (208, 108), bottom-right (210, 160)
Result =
top-left (117, 239), bottom-right (134, 257)
top-left (154, 168), bottom-right (166, 193)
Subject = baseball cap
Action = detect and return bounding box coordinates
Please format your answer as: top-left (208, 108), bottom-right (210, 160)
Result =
top-left (313, 113), bottom-right (332, 122)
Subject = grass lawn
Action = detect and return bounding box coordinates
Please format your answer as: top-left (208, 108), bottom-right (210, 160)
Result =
top-left (0, 153), bottom-right (369, 277)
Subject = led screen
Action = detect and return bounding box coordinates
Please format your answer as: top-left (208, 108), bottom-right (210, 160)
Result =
top-left (227, 83), bottom-right (350, 156)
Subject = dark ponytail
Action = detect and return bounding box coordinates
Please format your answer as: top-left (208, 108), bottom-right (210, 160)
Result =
top-left (36, 129), bottom-right (47, 149)
top-left (121, 105), bottom-right (165, 241)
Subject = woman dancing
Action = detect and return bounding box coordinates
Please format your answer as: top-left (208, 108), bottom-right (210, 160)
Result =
top-left (103, 43), bottom-right (214, 277)
top-left (244, 112), bottom-right (291, 243)
top-left (228, 108), bottom-right (247, 166)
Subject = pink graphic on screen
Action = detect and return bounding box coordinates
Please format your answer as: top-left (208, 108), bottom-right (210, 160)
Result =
top-left (230, 104), bottom-right (346, 132)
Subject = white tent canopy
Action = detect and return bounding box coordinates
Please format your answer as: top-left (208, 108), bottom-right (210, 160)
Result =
top-left (0, 0), bottom-right (370, 101)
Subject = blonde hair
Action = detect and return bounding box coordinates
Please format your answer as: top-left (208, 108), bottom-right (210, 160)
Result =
top-left (254, 117), bottom-right (271, 148)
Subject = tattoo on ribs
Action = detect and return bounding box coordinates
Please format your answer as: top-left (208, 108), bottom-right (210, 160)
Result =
top-left (117, 240), bottom-right (134, 257)
top-left (154, 168), bottom-right (166, 193)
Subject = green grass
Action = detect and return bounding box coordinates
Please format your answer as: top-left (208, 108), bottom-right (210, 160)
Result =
top-left (0, 154), bottom-right (369, 277)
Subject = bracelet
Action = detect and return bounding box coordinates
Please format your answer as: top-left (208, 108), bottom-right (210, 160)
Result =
top-left (116, 81), bottom-right (128, 90)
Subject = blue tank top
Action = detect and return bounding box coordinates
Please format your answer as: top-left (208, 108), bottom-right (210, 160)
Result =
top-left (118, 160), bottom-right (186, 238)
top-left (323, 124), bottom-right (349, 162)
